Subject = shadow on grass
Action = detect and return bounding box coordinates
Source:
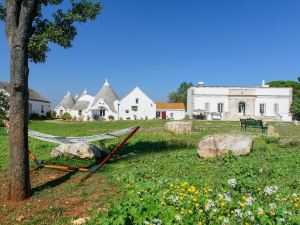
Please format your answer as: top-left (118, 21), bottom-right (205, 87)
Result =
top-left (31, 139), bottom-right (194, 192)
top-left (32, 171), bottom-right (77, 194)
top-left (110, 139), bottom-right (195, 160)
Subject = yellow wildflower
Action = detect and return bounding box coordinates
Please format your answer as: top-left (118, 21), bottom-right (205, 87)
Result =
top-left (198, 222), bottom-right (203, 225)
top-left (188, 210), bottom-right (193, 214)
top-left (240, 202), bottom-right (246, 207)
top-left (198, 209), bottom-right (204, 214)
top-left (195, 203), bottom-right (200, 207)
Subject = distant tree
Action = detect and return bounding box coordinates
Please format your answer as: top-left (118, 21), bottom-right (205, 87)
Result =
top-left (168, 82), bottom-right (193, 108)
top-left (0, 89), bottom-right (9, 126)
top-left (268, 78), bottom-right (300, 120)
top-left (0, 0), bottom-right (102, 201)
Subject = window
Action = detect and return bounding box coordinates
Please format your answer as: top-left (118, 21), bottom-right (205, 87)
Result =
top-left (136, 98), bottom-right (139, 104)
top-left (131, 106), bottom-right (138, 111)
top-left (259, 104), bottom-right (266, 115)
top-left (238, 102), bottom-right (246, 114)
top-left (217, 103), bottom-right (224, 113)
top-left (125, 109), bottom-right (129, 114)
top-left (274, 103), bottom-right (279, 115)
top-left (170, 113), bottom-right (174, 118)
top-left (100, 109), bottom-right (105, 117)
top-left (78, 110), bottom-right (82, 116)
top-left (156, 111), bottom-right (161, 118)
top-left (205, 102), bottom-right (210, 111)
top-left (41, 105), bottom-right (44, 114)
top-left (29, 103), bottom-right (32, 114)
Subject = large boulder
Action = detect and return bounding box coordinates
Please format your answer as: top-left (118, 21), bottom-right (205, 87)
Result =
top-left (51, 142), bottom-right (107, 159)
top-left (198, 133), bottom-right (254, 158)
top-left (165, 121), bottom-right (192, 135)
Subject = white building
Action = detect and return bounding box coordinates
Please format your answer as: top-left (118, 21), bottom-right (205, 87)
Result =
top-left (187, 81), bottom-right (293, 121)
top-left (0, 81), bottom-right (51, 117)
top-left (55, 80), bottom-right (156, 121)
top-left (156, 103), bottom-right (186, 120)
top-left (119, 87), bottom-right (156, 120)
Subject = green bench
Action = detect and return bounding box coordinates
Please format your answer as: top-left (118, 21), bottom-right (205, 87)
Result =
top-left (240, 118), bottom-right (268, 133)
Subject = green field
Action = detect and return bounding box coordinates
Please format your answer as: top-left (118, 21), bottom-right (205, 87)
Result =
top-left (0, 120), bottom-right (299, 224)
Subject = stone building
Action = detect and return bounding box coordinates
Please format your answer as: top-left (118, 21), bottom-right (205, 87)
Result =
top-left (187, 81), bottom-right (292, 121)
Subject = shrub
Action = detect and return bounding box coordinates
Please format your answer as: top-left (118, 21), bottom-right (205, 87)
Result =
top-left (108, 115), bottom-right (114, 121)
top-left (0, 114), bottom-right (7, 127)
top-left (50, 110), bottom-right (57, 119)
top-left (29, 113), bottom-right (41, 120)
top-left (61, 112), bottom-right (72, 121)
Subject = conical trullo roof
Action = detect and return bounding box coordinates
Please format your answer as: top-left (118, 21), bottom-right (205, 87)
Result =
top-left (92, 79), bottom-right (119, 112)
top-left (71, 89), bottom-right (93, 111)
top-left (56, 91), bottom-right (76, 110)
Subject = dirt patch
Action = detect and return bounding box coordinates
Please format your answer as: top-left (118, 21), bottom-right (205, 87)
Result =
top-left (0, 170), bottom-right (119, 225)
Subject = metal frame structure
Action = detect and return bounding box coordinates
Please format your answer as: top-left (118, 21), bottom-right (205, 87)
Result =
top-left (2, 119), bottom-right (139, 180)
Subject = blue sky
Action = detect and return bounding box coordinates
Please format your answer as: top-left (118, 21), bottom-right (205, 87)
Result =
top-left (1, 0), bottom-right (300, 106)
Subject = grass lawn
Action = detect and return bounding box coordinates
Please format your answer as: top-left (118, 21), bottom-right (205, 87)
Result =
top-left (0, 120), bottom-right (299, 224)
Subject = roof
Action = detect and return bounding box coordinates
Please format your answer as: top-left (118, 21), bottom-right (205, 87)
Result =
top-left (92, 80), bottom-right (119, 112)
top-left (121, 86), bottom-right (154, 103)
top-left (0, 81), bottom-right (50, 103)
top-left (156, 102), bottom-right (185, 110)
top-left (56, 91), bottom-right (76, 110)
top-left (71, 91), bottom-right (93, 111)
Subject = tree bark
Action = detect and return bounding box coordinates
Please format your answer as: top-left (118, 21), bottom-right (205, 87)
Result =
top-left (7, 39), bottom-right (32, 201)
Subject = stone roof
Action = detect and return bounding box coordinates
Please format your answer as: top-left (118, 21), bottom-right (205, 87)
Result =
top-left (56, 91), bottom-right (76, 110)
top-left (0, 81), bottom-right (50, 103)
top-left (92, 80), bottom-right (119, 112)
top-left (156, 103), bottom-right (185, 110)
top-left (71, 90), bottom-right (93, 111)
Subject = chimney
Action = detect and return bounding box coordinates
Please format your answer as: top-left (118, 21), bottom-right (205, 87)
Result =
top-left (197, 81), bottom-right (204, 87)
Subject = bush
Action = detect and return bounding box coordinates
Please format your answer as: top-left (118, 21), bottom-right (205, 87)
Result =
top-left (50, 110), bottom-right (57, 119)
top-left (29, 113), bottom-right (41, 120)
top-left (61, 112), bottom-right (72, 121)
top-left (0, 114), bottom-right (7, 127)
top-left (108, 115), bottom-right (114, 121)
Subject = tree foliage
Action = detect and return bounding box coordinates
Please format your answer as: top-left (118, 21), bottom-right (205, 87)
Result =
top-left (0, 89), bottom-right (9, 126)
top-left (268, 77), bottom-right (300, 120)
top-left (1, 0), bottom-right (102, 63)
top-left (0, 89), bottom-right (9, 115)
top-left (168, 82), bottom-right (193, 108)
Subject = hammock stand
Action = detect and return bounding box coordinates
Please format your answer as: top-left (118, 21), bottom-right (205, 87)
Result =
top-left (2, 119), bottom-right (139, 181)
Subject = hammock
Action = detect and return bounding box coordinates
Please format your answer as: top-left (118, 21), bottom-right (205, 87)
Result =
top-left (28, 127), bottom-right (134, 144)
top-left (2, 119), bottom-right (140, 181)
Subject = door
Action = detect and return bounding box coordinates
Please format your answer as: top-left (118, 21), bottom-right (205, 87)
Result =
top-left (162, 111), bottom-right (167, 120)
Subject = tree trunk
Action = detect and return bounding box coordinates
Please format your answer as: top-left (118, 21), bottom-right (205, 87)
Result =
top-left (7, 40), bottom-right (32, 201)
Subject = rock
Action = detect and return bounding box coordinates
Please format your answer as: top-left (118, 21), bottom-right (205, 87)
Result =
top-left (198, 133), bottom-right (254, 158)
top-left (51, 142), bottom-right (107, 159)
top-left (72, 217), bottom-right (91, 225)
top-left (16, 215), bottom-right (25, 222)
top-left (267, 125), bottom-right (279, 138)
top-left (165, 121), bottom-right (192, 135)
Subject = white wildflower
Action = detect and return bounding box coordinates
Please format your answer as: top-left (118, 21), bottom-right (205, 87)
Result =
top-left (222, 217), bottom-right (230, 225)
top-left (245, 196), bottom-right (255, 206)
top-left (175, 215), bottom-right (182, 221)
top-left (264, 186), bottom-right (278, 195)
top-left (143, 221), bottom-right (150, 225)
top-left (269, 203), bottom-right (276, 210)
top-left (279, 218), bottom-right (285, 222)
top-left (234, 209), bottom-right (243, 218)
top-left (259, 168), bottom-right (264, 173)
top-left (292, 193), bottom-right (298, 198)
top-left (225, 193), bottom-right (232, 202)
top-left (228, 179), bottom-right (237, 187)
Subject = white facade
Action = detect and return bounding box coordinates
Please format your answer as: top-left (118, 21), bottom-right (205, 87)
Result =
top-left (0, 81), bottom-right (51, 117)
top-left (55, 81), bottom-right (156, 121)
top-left (119, 87), bottom-right (156, 120)
top-left (157, 110), bottom-right (186, 120)
top-left (29, 100), bottom-right (51, 116)
top-left (187, 82), bottom-right (292, 121)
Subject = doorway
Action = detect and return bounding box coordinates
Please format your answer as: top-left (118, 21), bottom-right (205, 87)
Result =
top-left (238, 102), bottom-right (246, 116)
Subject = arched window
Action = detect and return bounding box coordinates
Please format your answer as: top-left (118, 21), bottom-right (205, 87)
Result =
top-left (238, 102), bottom-right (246, 115)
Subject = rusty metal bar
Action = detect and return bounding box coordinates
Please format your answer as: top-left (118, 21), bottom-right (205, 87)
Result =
top-left (43, 164), bottom-right (89, 172)
top-left (82, 126), bottom-right (140, 181)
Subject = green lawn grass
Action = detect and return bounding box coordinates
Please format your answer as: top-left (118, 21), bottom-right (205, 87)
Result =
top-left (0, 120), bottom-right (299, 224)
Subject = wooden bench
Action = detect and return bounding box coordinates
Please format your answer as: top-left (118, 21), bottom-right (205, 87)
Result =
top-left (240, 118), bottom-right (268, 133)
